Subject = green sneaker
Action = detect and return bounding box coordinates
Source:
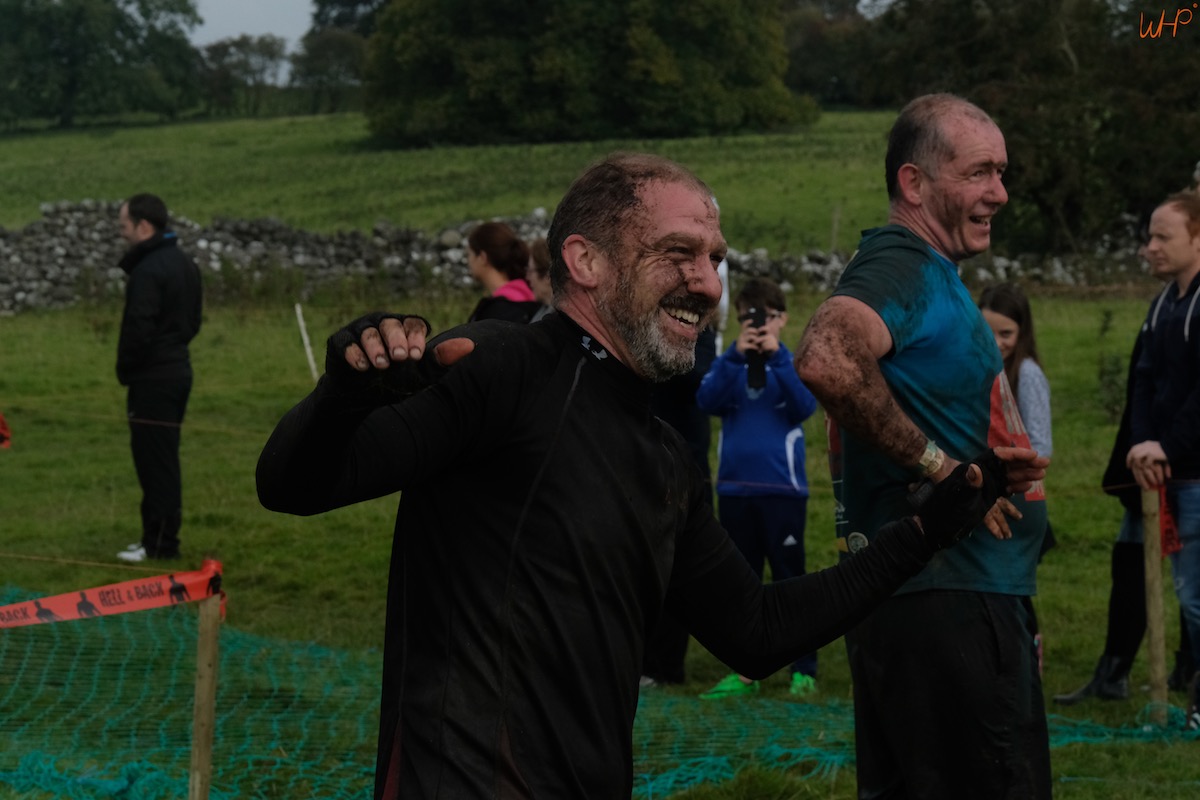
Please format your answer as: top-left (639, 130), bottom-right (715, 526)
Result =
top-left (700, 673), bottom-right (759, 699)
top-left (789, 672), bottom-right (817, 697)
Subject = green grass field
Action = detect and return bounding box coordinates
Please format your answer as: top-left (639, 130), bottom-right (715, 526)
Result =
top-left (0, 112), bottom-right (1194, 797)
top-left (0, 111), bottom-right (893, 256)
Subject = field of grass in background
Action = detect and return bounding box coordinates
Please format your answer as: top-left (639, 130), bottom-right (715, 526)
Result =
top-left (4, 281), bottom-right (1198, 798)
top-left (0, 111), bottom-right (892, 256)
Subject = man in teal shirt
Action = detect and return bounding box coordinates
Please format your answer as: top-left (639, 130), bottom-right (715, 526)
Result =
top-left (796, 94), bottom-right (1050, 798)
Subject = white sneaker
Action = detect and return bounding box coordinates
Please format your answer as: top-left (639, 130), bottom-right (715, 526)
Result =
top-left (117, 545), bottom-right (148, 563)
top-left (123, 543), bottom-right (141, 552)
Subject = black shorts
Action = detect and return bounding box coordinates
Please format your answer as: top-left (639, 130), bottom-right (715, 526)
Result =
top-left (846, 590), bottom-right (1051, 799)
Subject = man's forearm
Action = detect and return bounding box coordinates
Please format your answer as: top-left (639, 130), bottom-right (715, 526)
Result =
top-left (796, 298), bottom-right (948, 478)
top-left (800, 342), bottom-right (928, 472)
top-left (256, 378), bottom-right (375, 515)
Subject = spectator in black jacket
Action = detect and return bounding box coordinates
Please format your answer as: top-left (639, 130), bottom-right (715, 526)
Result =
top-left (115, 193), bottom-right (203, 563)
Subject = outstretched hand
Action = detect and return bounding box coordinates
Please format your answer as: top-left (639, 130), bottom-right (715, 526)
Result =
top-left (324, 312), bottom-right (475, 400)
top-left (330, 313), bottom-right (474, 373)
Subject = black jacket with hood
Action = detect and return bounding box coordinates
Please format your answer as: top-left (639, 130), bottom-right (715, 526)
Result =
top-left (116, 232), bottom-right (202, 385)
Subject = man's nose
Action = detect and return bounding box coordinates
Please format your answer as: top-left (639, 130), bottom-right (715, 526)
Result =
top-left (988, 174), bottom-right (1008, 206)
top-left (686, 258), bottom-right (723, 300)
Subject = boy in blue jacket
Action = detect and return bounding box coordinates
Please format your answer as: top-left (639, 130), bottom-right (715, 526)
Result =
top-left (696, 278), bottom-right (819, 698)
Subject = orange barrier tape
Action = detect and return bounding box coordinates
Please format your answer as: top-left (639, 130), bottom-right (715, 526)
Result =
top-left (0, 558), bottom-right (223, 628)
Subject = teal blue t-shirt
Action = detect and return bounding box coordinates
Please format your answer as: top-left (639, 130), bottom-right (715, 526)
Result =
top-left (830, 225), bottom-right (1046, 595)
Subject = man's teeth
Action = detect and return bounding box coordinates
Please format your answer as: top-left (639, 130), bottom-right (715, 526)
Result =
top-left (666, 308), bottom-right (700, 325)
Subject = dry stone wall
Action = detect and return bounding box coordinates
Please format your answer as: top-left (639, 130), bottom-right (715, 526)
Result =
top-left (0, 201), bottom-right (1153, 315)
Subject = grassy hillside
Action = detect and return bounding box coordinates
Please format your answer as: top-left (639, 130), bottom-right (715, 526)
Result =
top-left (0, 112), bottom-right (893, 256)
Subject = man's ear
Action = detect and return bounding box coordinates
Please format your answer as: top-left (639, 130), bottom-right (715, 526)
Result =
top-left (562, 234), bottom-right (604, 289)
top-left (896, 163), bottom-right (924, 206)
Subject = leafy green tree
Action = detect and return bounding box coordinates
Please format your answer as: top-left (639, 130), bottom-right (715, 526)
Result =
top-left (365, 0), bottom-right (811, 145)
top-left (0, 3), bottom-right (38, 127)
top-left (129, 20), bottom-right (203, 118)
top-left (200, 34), bottom-right (288, 116)
top-left (290, 28), bottom-right (366, 113)
top-left (856, 0), bottom-right (1072, 105)
top-left (310, 0), bottom-right (388, 37)
top-left (0, 0), bottom-right (199, 127)
top-left (980, 10), bottom-right (1200, 253)
top-left (782, 1), bottom-right (874, 106)
top-left (199, 39), bottom-right (241, 115)
top-left (825, 0), bottom-right (1200, 254)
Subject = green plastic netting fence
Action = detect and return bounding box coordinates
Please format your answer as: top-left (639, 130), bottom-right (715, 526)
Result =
top-left (1, 584), bottom-right (1198, 799)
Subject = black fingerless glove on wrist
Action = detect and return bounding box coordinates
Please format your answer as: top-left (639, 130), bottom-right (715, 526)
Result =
top-left (913, 449), bottom-right (1008, 550)
top-left (322, 312), bottom-right (435, 406)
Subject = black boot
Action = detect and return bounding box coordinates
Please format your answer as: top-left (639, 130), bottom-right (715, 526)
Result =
top-left (1169, 648), bottom-right (1194, 692)
top-left (1169, 611), bottom-right (1195, 692)
top-left (1187, 671), bottom-right (1200, 731)
top-left (1104, 543), bottom-right (1147, 657)
top-left (1053, 654), bottom-right (1133, 705)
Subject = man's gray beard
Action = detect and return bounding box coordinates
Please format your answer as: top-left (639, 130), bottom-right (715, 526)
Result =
top-left (597, 265), bottom-right (696, 382)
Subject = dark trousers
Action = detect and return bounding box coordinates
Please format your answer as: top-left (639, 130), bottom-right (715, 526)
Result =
top-left (719, 494), bottom-right (815, 676)
top-left (848, 590), bottom-right (1051, 800)
top-left (127, 376), bottom-right (191, 557)
top-left (1106, 539), bottom-right (1195, 681)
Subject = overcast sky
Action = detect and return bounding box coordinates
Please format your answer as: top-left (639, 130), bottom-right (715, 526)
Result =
top-left (192, 0), bottom-right (313, 50)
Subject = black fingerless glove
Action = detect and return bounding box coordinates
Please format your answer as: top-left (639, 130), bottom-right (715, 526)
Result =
top-left (322, 312), bottom-right (436, 406)
top-left (912, 450), bottom-right (1008, 550)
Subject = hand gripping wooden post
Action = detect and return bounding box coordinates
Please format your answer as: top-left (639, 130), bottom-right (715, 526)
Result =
top-left (1142, 489), bottom-right (1168, 725)
top-left (189, 592), bottom-right (221, 800)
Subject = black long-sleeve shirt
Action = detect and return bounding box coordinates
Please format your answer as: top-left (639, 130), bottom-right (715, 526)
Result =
top-left (257, 312), bottom-right (937, 799)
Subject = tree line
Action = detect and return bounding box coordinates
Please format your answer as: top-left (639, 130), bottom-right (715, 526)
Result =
top-left (362, 0), bottom-right (1198, 253)
top-left (0, 0), bottom-right (1194, 254)
top-left (0, 0), bottom-right (373, 128)
top-left (784, 0), bottom-right (1200, 254)
top-left (363, 0), bottom-right (813, 146)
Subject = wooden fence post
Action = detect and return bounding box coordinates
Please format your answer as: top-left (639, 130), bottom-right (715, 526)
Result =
top-left (189, 593), bottom-right (221, 800)
top-left (1142, 489), bottom-right (1168, 726)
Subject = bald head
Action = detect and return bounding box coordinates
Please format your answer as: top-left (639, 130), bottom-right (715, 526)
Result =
top-left (885, 94), bottom-right (998, 201)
